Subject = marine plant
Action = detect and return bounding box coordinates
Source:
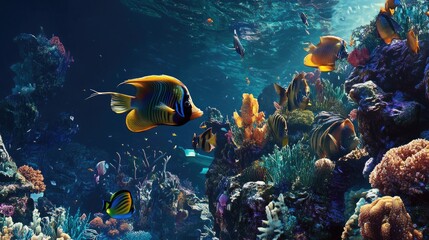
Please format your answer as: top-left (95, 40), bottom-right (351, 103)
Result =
top-left (257, 193), bottom-right (296, 240)
top-left (261, 142), bottom-right (316, 191)
top-left (61, 208), bottom-right (96, 240)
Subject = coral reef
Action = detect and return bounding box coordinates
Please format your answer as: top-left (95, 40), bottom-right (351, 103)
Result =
top-left (257, 193), bottom-right (296, 240)
top-left (232, 93), bottom-right (267, 147)
top-left (17, 165), bottom-right (46, 193)
top-left (369, 139), bottom-right (429, 197)
top-left (358, 196), bottom-right (423, 240)
top-left (261, 143), bottom-right (315, 191)
top-left (347, 48), bottom-right (370, 68)
top-left (341, 189), bottom-right (381, 240)
top-left (345, 38), bottom-right (429, 167)
top-left (89, 216), bottom-right (131, 239)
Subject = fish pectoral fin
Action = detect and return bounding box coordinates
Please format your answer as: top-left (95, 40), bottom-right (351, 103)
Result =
top-left (126, 109), bottom-right (157, 132)
top-left (318, 65), bottom-right (335, 72)
top-left (303, 54), bottom-right (319, 67)
top-left (156, 103), bottom-right (176, 114)
top-left (328, 133), bottom-right (339, 153)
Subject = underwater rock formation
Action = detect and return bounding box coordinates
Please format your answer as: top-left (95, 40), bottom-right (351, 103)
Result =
top-left (358, 196), bottom-right (423, 240)
top-left (345, 40), bottom-right (429, 166)
top-left (369, 139), bottom-right (429, 197)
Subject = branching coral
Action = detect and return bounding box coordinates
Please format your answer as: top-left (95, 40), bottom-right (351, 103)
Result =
top-left (261, 142), bottom-right (316, 190)
top-left (257, 193), bottom-right (296, 240)
top-left (17, 165), bottom-right (46, 193)
top-left (358, 196), bottom-right (423, 240)
top-left (369, 139), bottom-right (429, 196)
top-left (310, 79), bottom-right (351, 116)
top-left (233, 93), bottom-right (267, 147)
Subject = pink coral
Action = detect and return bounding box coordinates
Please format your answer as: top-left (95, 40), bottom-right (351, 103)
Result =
top-left (369, 139), bottom-right (429, 196)
top-left (17, 165), bottom-right (46, 193)
top-left (49, 36), bottom-right (66, 56)
top-left (347, 48), bottom-right (370, 67)
top-left (0, 204), bottom-right (14, 217)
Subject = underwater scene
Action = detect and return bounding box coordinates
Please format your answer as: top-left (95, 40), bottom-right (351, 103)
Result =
top-left (1, 0), bottom-right (429, 239)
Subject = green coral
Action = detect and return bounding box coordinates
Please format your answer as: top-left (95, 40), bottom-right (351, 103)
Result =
top-left (286, 109), bottom-right (314, 131)
top-left (261, 142), bottom-right (316, 190)
top-left (257, 193), bottom-right (296, 240)
top-left (310, 79), bottom-right (352, 116)
top-left (61, 208), bottom-right (95, 240)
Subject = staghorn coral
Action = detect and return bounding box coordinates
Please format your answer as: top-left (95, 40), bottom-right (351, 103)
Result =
top-left (233, 93), bottom-right (267, 147)
top-left (369, 139), bottom-right (429, 196)
top-left (17, 165), bottom-right (46, 193)
top-left (257, 193), bottom-right (296, 240)
top-left (358, 196), bottom-right (423, 240)
top-left (261, 142), bottom-right (316, 190)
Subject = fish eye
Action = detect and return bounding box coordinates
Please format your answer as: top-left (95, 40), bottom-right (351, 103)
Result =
top-left (184, 101), bottom-right (191, 107)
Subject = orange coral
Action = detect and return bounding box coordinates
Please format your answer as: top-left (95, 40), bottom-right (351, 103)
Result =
top-left (233, 93), bottom-right (267, 146)
top-left (119, 222), bottom-right (131, 232)
top-left (369, 139), bottom-right (429, 196)
top-left (17, 165), bottom-right (46, 193)
top-left (89, 216), bottom-right (105, 229)
top-left (358, 196), bottom-right (422, 240)
top-left (106, 218), bottom-right (117, 227)
top-left (107, 229), bottom-right (119, 237)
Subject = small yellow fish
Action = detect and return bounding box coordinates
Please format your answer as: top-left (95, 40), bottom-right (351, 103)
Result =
top-left (172, 133), bottom-right (177, 137)
top-left (199, 121), bottom-right (207, 129)
top-left (407, 28), bottom-right (419, 54)
top-left (87, 75), bottom-right (203, 132)
top-left (376, 12), bottom-right (401, 44)
top-left (303, 36), bottom-right (348, 72)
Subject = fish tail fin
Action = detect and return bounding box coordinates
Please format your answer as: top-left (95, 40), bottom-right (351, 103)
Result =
top-left (102, 200), bottom-right (110, 211)
top-left (208, 133), bottom-right (217, 147)
top-left (86, 89), bottom-right (134, 114)
top-left (303, 43), bottom-right (316, 52)
top-left (273, 83), bottom-right (287, 106)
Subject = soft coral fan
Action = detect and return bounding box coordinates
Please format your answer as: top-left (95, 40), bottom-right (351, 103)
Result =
top-left (257, 194), bottom-right (296, 240)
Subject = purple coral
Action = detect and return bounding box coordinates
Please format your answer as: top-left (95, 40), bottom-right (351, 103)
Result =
top-left (0, 204), bottom-right (14, 217)
top-left (216, 192), bottom-right (229, 216)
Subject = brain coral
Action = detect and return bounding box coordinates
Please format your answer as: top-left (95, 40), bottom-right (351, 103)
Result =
top-left (369, 139), bottom-right (429, 196)
top-left (358, 196), bottom-right (422, 240)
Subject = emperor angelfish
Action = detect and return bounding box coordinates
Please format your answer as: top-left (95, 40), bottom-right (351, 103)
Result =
top-left (310, 111), bottom-right (359, 159)
top-left (192, 127), bottom-right (217, 153)
top-left (274, 72), bottom-right (311, 111)
top-left (303, 36), bottom-right (348, 72)
top-left (267, 113), bottom-right (288, 147)
top-left (87, 75), bottom-right (203, 132)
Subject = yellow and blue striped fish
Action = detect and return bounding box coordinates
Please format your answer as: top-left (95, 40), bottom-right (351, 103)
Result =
top-left (87, 75), bottom-right (203, 132)
top-left (103, 190), bottom-right (134, 219)
top-left (267, 113), bottom-right (288, 147)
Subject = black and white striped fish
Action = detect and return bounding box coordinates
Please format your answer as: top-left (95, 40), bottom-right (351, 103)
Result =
top-left (267, 113), bottom-right (288, 147)
top-left (87, 75), bottom-right (203, 132)
top-left (274, 72), bottom-right (311, 111)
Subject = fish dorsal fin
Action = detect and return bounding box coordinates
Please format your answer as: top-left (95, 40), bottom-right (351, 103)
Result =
top-left (156, 102), bottom-right (176, 114)
top-left (320, 36), bottom-right (342, 45)
top-left (273, 83), bottom-right (288, 106)
top-left (126, 109), bottom-right (157, 132)
top-left (119, 75), bottom-right (185, 89)
top-left (303, 43), bottom-right (317, 53)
